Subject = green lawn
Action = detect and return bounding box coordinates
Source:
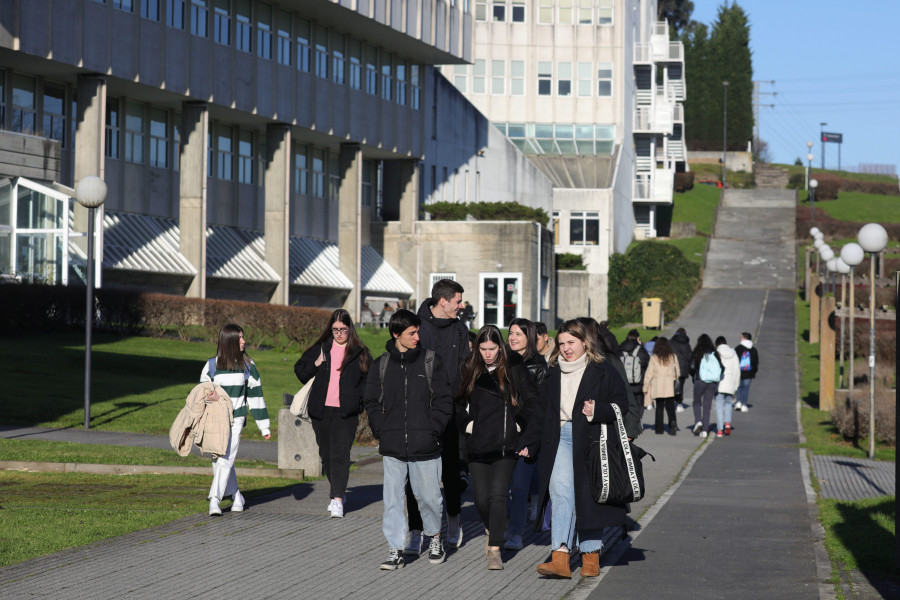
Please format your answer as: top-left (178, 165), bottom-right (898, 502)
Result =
top-left (812, 191), bottom-right (900, 224)
top-left (779, 163), bottom-right (900, 185)
top-left (673, 182), bottom-right (722, 235)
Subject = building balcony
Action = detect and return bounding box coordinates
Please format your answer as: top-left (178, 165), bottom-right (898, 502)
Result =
top-left (633, 169), bottom-right (674, 204)
top-left (633, 104), bottom-right (674, 135)
top-left (634, 38), bottom-right (684, 64)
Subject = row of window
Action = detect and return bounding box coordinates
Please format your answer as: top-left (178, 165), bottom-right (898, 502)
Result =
top-left (475, 0), bottom-right (613, 25)
top-left (450, 60), bottom-right (611, 97)
top-left (494, 122), bottom-right (615, 156)
top-left (90, 0), bottom-right (421, 109)
top-left (0, 72), bottom-right (68, 147)
top-left (552, 210), bottom-right (600, 246)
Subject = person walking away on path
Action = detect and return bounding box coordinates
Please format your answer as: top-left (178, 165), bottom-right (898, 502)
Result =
top-left (459, 301), bottom-right (476, 329)
top-left (535, 322), bottom-right (554, 362)
top-left (504, 318), bottom-right (547, 551)
top-left (689, 334), bottom-right (721, 437)
top-left (200, 324), bottom-right (270, 516)
top-left (714, 336), bottom-right (740, 437)
top-left (459, 325), bottom-right (537, 569)
top-left (294, 309), bottom-right (372, 518)
top-left (670, 328), bottom-right (692, 412)
top-left (364, 310), bottom-right (454, 570)
top-left (618, 329), bottom-right (651, 419)
top-left (519, 319), bottom-right (629, 579)
top-left (734, 332), bottom-right (759, 412)
top-left (643, 337), bottom-right (681, 435)
top-left (404, 279), bottom-right (472, 554)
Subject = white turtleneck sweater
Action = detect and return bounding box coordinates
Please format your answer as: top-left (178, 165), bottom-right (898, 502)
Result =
top-left (558, 353), bottom-right (588, 424)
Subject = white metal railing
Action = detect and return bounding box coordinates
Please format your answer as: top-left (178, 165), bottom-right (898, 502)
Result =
top-left (633, 169), bottom-right (674, 203)
top-left (673, 103), bottom-right (684, 122)
top-left (668, 78), bottom-right (685, 101)
top-left (636, 88), bottom-right (652, 104)
top-left (653, 21), bottom-right (669, 36)
top-left (667, 41), bottom-right (683, 61)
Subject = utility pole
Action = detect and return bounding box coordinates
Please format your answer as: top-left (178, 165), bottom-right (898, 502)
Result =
top-left (820, 122), bottom-right (828, 169)
top-left (753, 80), bottom-right (776, 159)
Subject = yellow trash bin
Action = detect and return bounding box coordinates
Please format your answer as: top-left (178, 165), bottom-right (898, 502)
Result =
top-left (641, 297), bottom-right (664, 329)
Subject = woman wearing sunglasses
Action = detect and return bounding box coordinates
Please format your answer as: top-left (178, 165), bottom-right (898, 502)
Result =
top-left (295, 309), bottom-right (372, 518)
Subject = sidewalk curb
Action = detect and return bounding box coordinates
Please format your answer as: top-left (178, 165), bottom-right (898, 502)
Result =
top-left (0, 461), bottom-right (304, 480)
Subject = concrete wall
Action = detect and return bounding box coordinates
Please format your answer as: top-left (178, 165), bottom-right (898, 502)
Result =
top-left (689, 151), bottom-right (754, 173)
top-left (0, 131), bottom-right (60, 181)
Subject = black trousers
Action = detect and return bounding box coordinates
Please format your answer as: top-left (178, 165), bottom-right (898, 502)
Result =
top-left (469, 457), bottom-right (518, 547)
top-left (311, 407), bottom-right (358, 499)
top-left (407, 415), bottom-right (463, 529)
top-left (655, 396), bottom-right (677, 433)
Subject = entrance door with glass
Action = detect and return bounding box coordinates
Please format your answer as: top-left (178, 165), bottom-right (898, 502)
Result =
top-left (478, 272), bottom-right (522, 328)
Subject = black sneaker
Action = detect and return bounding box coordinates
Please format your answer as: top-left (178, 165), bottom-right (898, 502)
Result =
top-left (428, 535), bottom-right (446, 564)
top-left (380, 548), bottom-right (404, 571)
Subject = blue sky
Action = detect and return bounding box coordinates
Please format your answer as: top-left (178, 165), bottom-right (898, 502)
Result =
top-left (690, 0), bottom-right (900, 174)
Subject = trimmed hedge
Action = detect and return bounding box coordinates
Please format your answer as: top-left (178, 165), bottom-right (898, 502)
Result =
top-left (556, 253), bottom-right (586, 270)
top-left (673, 172), bottom-right (695, 192)
top-left (425, 200), bottom-right (549, 226)
top-left (0, 284), bottom-right (330, 353)
top-left (812, 173), bottom-right (841, 201)
top-left (607, 242), bottom-right (701, 326)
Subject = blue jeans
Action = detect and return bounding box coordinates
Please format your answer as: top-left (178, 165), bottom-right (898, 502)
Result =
top-left (507, 457), bottom-right (537, 536)
top-left (549, 422), bottom-right (603, 554)
top-left (382, 456), bottom-right (443, 550)
top-left (715, 393), bottom-right (734, 431)
top-left (736, 378), bottom-right (752, 407)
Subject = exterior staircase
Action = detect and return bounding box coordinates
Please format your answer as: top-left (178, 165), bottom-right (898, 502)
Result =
top-left (754, 163), bottom-right (790, 189)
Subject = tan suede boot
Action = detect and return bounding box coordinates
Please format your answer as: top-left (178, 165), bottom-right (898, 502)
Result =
top-left (536, 549), bottom-right (572, 578)
top-left (487, 548), bottom-right (504, 570)
top-left (581, 551), bottom-right (600, 577)
top-left (484, 529), bottom-right (490, 556)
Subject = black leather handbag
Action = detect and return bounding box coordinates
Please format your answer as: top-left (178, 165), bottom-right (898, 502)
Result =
top-left (587, 404), bottom-right (655, 505)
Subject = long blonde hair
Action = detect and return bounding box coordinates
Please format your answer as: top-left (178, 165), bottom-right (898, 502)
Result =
top-left (549, 319), bottom-right (606, 367)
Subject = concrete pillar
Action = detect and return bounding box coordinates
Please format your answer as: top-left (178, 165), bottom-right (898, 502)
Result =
top-left (338, 143), bottom-right (363, 321)
top-left (396, 160), bottom-right (419, 235)
top-left (264, 124), bottom-right (292, 305)
top-left (278, 409), bottom-right (322, 476)
top-left (803, 247), bottom-right (811, 301)
top-left (73, 75), bottom-right (106, 257)
top-left (179, 102), bottom-right (209, 299)
top-left (819, 296), bottom-right (836, 411)
top-left (809, 275), bottom-right (820, 344)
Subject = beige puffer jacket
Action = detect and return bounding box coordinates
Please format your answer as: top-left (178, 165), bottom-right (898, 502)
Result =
top-left (169, 382), bottom-right (234, 457)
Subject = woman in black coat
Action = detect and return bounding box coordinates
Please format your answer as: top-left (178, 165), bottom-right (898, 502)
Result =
top-left (519, 319), bottom-right (629, 579)
top-left (294, 309), bottom-right (371, 518)
top-left (458, 325), bottom-right (537, 570)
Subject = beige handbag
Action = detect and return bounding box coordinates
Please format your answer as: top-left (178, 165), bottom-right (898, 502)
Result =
top-left (290, 348), bottom-right (323, 417)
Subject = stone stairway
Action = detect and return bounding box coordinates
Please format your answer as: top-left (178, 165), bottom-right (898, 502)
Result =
top-left (754, 163), bottom-right (790, 188)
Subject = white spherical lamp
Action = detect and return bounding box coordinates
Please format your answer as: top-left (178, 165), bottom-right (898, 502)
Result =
top-left (819, 246), bottom-right (835, 261)
top-left (840, 243), bottom-right (864, 267)
top-left (858, 223), bottom-right (888, 254)
top-left (835, 258), bottom-right (851, 274)
top-left (814, 239), bottom-right (824, 250)
top-left (810, 227), bottom-right (821, 237)
top-left (826, 258), bottom-right (838, 272)
top-left (74, 176), bottom-right (108, 209)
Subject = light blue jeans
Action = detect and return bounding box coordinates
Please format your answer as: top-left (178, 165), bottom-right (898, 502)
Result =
top-left (507, 456), bottom-right (537, 536)
top-left (382, 456), bottom-right (443, 550)
top-left (715, 393), bottom-right (734, 431)
top-left (736, 378), bottom-right (752, 407)
top-left (549, 422), bottom-right (603, 554)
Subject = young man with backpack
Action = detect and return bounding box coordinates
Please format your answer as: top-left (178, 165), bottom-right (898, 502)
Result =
top-left (364, 310), bottom-right (454, 570)
top-left (670, 328), bottom-right (693, 413)
top-left (619, 329), bottom-right (651, 413)
top-left (734, 332), bottom-right (759, 412)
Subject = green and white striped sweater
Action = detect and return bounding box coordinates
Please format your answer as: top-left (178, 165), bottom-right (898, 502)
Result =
top-left (200, 358), bottom-right (271, 436)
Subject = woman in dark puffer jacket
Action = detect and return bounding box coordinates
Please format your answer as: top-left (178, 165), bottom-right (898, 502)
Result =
top-left (458, 325), bottom-right (537, 570)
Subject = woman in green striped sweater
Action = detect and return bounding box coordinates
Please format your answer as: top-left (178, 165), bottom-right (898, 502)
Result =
top-left (201, 323), bottom-right (271, 516)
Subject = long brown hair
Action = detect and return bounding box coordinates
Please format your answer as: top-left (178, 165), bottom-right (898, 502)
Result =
top-left (313, 309), bottom-right (371, 373)
top-left (549, 319), bottom-right (606, 367)
top-left (215, 323), bottom-right (250, 371)
top-left (457, 325), bottom-right (518, 406)
top-left (651, 337), bottom-right (676, 366)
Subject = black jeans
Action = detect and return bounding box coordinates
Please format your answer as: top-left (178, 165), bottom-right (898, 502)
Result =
top-left (655, 396), bottom-right (677, 433)
top-left (311, 407), bottom-right (358, 499)
top-left (407, 415), bottom-right (463, 529)
top-left (469, 457), bottom-right (518, 547)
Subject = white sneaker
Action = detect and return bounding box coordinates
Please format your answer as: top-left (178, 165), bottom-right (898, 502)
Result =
top-left (676, 404), bottom-right (685, 413)
top-left (231, 490), bottom-right (245, 512)
top-left (404, 530), bottom-right (424, 555)
top-left (699, 431), bottom-right (708, 438)
top-left (504, 533), bottom-right (523, 550)
top-left (740, 405), bottom-right (749, 412)
top-left (209, 498), bottom-right (222, 516)
top-left (329, 499), bottom-right (344, 518)
top-left (734, 401), bottom-right (743, 411)
top-left (447, 514), bottom-right (463, 548)
top-left (692, 421), bottom-right (703, 435)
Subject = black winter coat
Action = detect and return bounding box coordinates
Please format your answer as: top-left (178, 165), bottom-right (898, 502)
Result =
top-left (734, 343), bottom-right (759, 379)
top-left (617, 338), bottom-right (650, 392)
top-left (416, 300), bottom-right (471, 393)
top-left (363, 340), bottom-right (453, 460)
top-left (459, 365), bottom-right (537, 462)
top-left (519, 359), bottom-right (630, 533)
top-left (670, 332), bottom-right (693, 380)
top-left (294, 339), bottom-right (370, 420)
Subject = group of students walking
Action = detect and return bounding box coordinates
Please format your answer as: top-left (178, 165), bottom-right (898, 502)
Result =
top-left (196, 279), bottom-right (759, 577)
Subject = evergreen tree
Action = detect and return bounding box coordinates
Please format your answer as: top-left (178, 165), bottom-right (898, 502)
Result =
top-left (681, 23), bottom-right (712, 148)
top-left (658, 0), bottom-right (696, 37)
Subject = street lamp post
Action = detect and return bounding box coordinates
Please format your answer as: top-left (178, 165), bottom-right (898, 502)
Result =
top-left (835, 258), bottom-right (851, 388)
top-left (74, 176), bottom-right (108, 430)
top-left (820, 122), bottom-right (828, 169)
top-left (809, 179), bottom-right (818, 222)
top-left (857, 223), bottom-right (888, 459)
top-left (841, 242), bottom-right (864, 397)
top-left (813, 237), bottom-right (824, 275)
top-left (806, 141), bottom-right (814, 190)
top-left (722, 81), bottom-right (729, 189)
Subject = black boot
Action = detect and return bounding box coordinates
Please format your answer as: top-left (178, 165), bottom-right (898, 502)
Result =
top-left (668, 422), bottom-right (678, 436)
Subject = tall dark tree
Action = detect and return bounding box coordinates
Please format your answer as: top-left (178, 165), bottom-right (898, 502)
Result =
top-left (682, 2), bottom-right (753, 152)
top-left (658, 0), bottom-right (695, 37)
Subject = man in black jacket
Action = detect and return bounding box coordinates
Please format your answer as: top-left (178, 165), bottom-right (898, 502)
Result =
top-left (734, 332), bottom-right (759, 412)
top-left (404, 279), bottom-right (472, 553)
top-left (670, 328), bottom-right (693, 412)
top-left (365, 310), bottom-right (453, 570)
top-left (618, 329), bottom-right (651, 419)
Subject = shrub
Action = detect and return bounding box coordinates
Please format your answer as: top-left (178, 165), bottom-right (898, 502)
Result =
top-left (831, 390), bottom-right (896, 446)
top-left (787, 172), bottom-right (805, 190)
top-left (556, 253), bottom-right (586, 270)
top-left (837, 178), bottom-right (900, 197)
top-left (425, 201), bottom-right (468, 220)
top-left (673, 172), bottom-right (695, 192)
top-left (812, 173), bottom-right (840, 201)
top-left (607, 242), bottom-right (701, 326)
top-left (467, 201), bottom-right (550, 226)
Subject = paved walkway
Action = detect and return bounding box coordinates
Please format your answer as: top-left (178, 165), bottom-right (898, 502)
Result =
top-left (1, 187), bottom-right (895, 599)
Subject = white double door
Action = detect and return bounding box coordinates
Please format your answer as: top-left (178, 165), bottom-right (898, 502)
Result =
top-left (478, 272), bottom-right (522, 328)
